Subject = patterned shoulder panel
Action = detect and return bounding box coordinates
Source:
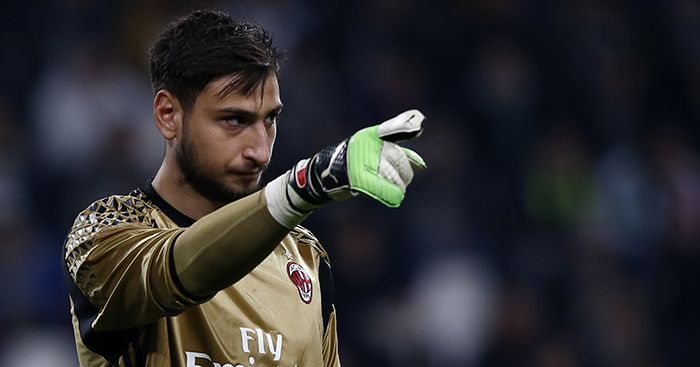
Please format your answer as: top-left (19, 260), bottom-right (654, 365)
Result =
top-left (289, 225), bottom-right (328, 258)
top-left (64, 189), bottom-right (158, 283)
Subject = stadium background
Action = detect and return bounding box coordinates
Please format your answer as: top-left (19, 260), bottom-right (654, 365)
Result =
top-left (1, 0), bottom-right (699, 366)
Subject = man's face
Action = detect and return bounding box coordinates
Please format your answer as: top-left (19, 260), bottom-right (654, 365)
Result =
top-left (175, 74), bottom-right (281, 205)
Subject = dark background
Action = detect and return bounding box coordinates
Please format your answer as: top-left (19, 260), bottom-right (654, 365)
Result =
top-left (1, 0), bottom-right (699, 366)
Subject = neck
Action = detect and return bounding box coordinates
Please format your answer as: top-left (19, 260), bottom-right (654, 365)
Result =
top-left (151, 156), bottom-right (221, 220)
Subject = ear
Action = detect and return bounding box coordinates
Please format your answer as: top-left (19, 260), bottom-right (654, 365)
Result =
top-left (153, 90), bottom-right (183, 140)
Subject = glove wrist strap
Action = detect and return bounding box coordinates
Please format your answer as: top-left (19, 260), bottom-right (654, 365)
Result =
top-left (263, 174), bottom-right (312, 229)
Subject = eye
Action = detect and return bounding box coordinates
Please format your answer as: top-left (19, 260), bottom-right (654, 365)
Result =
top-left (222, 116), bottom-right (242, 126)
top-left (264, 113), bottom-right (279, 126)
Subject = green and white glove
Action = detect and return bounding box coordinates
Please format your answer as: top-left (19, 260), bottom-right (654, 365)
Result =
top-left (265, 109), bottom-right (426, 228)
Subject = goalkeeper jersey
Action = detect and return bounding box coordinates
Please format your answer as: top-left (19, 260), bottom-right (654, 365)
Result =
top-left (62, 184), bottom-right (340, 367)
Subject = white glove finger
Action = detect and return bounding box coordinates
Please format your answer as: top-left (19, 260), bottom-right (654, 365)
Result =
top-left (377, 109), bottom-right (425, 142)
top-left (378, 158), bottom-right (408, 191)
top-left (379, 142), bottom-right (413, 188)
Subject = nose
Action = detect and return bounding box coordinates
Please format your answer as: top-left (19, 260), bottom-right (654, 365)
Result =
top-left (241, 121), bottom-right (272, 166)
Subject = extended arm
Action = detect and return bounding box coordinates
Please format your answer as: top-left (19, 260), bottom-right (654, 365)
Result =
top-left (171, 109), bottom-right (426, 298)
top-left (172, 189), bottom-right (287, 298)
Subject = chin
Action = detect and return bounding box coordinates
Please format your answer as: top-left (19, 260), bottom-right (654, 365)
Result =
top-left (227, 177), bottom-right (258, 190)
top-left (227, 180), bottom-right (260, 196)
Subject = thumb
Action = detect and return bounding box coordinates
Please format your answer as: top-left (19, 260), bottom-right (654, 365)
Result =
top-left (377, 109), bottom-right (425, 143)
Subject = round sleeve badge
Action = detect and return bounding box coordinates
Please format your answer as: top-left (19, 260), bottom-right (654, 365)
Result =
top-left (287, 262), bottom-right (313, 304)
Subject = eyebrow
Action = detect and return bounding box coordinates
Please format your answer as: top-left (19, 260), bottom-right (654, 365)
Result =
top-left (214, 104), bottom-right (284, 119)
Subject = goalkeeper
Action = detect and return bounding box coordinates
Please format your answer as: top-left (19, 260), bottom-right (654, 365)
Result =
top-left (62, 9), bottom-right (425, 367)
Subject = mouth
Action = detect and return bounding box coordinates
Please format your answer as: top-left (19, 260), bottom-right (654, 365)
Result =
top-left (229, 170), bottom-right (262, 180)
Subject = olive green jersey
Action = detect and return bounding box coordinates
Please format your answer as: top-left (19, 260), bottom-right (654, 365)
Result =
top-left (63, 184), bottom-right (340, 366)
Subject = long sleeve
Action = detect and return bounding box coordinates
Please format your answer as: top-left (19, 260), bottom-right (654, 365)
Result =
top-left (64, 189), bottom-right (288, 332)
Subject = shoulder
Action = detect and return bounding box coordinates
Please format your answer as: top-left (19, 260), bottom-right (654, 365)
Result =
top-left (63, 189), bottom-right (161, 280)
top-left (82, 190), bottom-right (156, 226)
top-left (289, 225), bottom-right (329, 258)
top-left (69, 189), bottom-right (157, 233)
top-left (64, 190), bottom-right (158, 272)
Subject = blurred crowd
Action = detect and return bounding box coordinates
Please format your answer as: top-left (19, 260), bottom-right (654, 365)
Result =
top-left (1, 0), bottom-right (699, 366)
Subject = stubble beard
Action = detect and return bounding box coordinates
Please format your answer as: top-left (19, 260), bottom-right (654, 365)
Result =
top-left (175, 130), bottom-right (263, 206)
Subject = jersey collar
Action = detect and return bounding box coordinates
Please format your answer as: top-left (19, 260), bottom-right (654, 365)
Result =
top-left (141, 182), bottom-right (196, 227)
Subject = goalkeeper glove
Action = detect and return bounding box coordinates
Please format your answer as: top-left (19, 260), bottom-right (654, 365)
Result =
top-left (265, 109), bottom-right (426, 228)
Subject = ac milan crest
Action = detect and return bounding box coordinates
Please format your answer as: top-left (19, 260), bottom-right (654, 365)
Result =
top-left (287, 262), bottom-right (313, 304)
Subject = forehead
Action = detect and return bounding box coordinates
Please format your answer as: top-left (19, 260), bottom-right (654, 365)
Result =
top-left (197, 73), bottom-right (281, 112)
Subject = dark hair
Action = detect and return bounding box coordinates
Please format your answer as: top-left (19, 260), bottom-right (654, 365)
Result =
top-left (149, 10), bottom-right (282, 111)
